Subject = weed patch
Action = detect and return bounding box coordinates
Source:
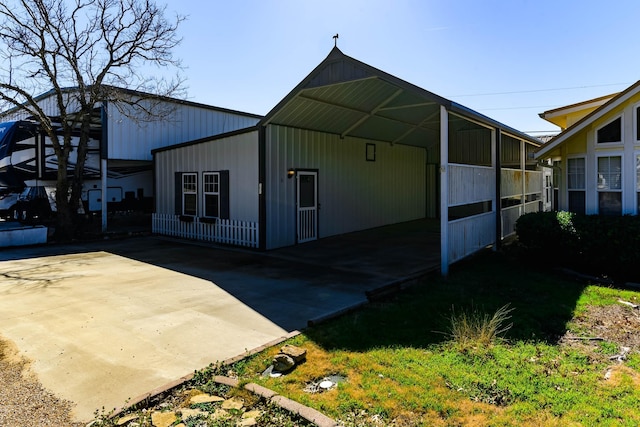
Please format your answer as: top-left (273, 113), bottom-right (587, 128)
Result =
top-left (236, 252), bottom-right (640, 426)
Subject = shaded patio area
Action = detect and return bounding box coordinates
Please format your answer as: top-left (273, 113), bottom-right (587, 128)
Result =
top-left (267, 218), bottom-right (441, 282)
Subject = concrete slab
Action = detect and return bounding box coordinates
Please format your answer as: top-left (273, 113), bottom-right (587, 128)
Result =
top-left (0, 249), bottom-right (288, 422)
top-left (0, 220), bottom-right (440, 423)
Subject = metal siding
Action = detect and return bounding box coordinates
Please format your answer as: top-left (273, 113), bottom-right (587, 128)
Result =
top-left (1, 93), bottom-right (78, 121)
top-left (155, 131), bottom-right (259, 222)
top-left (107, 101), bottom-right (259, 161)
top-left (448, 164), bottom-right (494, 206)
top-left (448, 212), bottom-right (495, 263)
top-left (265, 124), bottom-right (426, 249)
top-left (500, 169), bottom-right (523, 198)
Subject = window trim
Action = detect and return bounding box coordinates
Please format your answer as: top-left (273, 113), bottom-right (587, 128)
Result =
top-left (566, 156), bottom-right (586, 215)
top-left (202, 171), bottom-right (221, 218)
top-left (596, 153), bottom-right (623, 215)
top-left (595, 115), bottom-right (623, 145)
top-left (635, 103), bottom-right (640, 141)
top-left (181, 172), bottom-right (198, 216)
top-left (567, 156), bottom-right (586, 190)
top-left (596, 154), bottom-right (623, 192)
top-left (635, 152), bottom-right (640, 214)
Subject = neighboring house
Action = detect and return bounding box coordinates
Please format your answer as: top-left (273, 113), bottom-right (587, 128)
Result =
top-left (153, 47), bottom-right (547, 273)
top-left (539, 93), bottom-right (618, 131)
top-left (536, 82), bottom-right (640, 215)
top-left (0, 87), bottom-right (261, 226)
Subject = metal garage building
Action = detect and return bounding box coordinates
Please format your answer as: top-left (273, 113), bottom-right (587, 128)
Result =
top-left (0, 88), bottom-right (261, 228)
top-left (153, 47), bottom-right (548, 273)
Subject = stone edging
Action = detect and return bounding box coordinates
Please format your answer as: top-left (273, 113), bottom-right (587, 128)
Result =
top-left (105, 330), bottom-right (340, 427)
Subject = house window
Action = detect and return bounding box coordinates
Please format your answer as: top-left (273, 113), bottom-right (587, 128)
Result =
top-left (597, 117), bottom-right (622, 144)
top-left (182, 173), bottom-right (197, 216)
top-left (636, 107), bottom-right (640, 140)
top-left (203, 172), bottom-right (220, 218)
top-left (597, 156), bottom-right (622, 215)
top-left (636, 155), bottom-right (640, 213)
top-left (567, 158), bottom-right (585, 214)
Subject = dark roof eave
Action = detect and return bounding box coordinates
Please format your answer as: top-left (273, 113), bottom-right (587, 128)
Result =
top-left (151, 125), bottom-right (260, 155)
top-left (450, 102), bottom-right (542, 146)
top-left (1, 85), bottom-right (263, 120)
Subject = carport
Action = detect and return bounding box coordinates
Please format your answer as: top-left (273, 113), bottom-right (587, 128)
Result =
top-left (153, 47), bottom-right (544, 274)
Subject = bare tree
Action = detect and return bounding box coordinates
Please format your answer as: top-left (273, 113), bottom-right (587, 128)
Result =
top-left (0, 0), bottom-right (185, 240)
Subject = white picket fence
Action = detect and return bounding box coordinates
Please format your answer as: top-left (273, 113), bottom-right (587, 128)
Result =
top-left (152, 213), bottom-right (259, 248)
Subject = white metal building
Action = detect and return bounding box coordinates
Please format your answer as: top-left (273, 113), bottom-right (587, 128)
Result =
top-left (153, 47), bottom-right (547, 273)
top-left (0, 87), bottom-right (261, 227)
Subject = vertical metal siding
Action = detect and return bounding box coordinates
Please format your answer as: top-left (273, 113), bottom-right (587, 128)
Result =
top-left (448, 164), bottom-right (494, 206)
top-left (107, 101), bottom-right (259, 161)
top-left (448, 212), bottom-right (495, 263)
top-left (501, 169), bottom-right (523, 198)
top-left (1, 93), bottom-right (79, 121)
top-left (265, 125), bottom-right (426, 249)
top-left (155, 131), bottom-right (259, 222)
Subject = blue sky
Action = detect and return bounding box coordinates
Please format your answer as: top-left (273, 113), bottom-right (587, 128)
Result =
top-left (163, 0), bottom-right (640, 135)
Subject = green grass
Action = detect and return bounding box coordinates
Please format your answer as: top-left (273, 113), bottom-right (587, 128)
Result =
top-left (234, 251), bottom-right (640, 427)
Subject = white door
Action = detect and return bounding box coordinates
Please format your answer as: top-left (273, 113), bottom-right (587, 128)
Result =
top-left (542, 168), bottom-right (553, 212)
top-left (297, 171), bottom-right (318, 243)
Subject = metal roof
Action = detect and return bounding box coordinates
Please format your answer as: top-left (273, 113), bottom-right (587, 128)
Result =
top-left (261, 47), bottom-right (540, 149)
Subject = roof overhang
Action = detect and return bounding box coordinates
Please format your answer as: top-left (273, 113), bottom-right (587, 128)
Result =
top-left (536, 80), bottom-right (640, 159)
top-left (539, 93), bottom-right (618, 130)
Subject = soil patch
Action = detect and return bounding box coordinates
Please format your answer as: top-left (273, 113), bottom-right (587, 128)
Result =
top-left (561, 303), bottom-right (640, 360)
top-left (0, 336), bottom-right (82, 427)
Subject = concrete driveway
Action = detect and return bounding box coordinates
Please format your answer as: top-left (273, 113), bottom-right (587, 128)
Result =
top-left (0, 222), bottom-right (439, 422)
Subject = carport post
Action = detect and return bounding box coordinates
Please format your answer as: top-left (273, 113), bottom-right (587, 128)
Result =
top-left (440, 105), bottom-right (449, 276)
top-left (101, 158), bottom-right (107, 232)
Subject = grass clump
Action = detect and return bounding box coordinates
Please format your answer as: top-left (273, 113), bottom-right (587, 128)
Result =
top-left (447, 303), bottom-right (514, 349)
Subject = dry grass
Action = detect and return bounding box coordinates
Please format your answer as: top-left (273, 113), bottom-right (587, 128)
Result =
top-left (447, 303), bottom-right (514, 349)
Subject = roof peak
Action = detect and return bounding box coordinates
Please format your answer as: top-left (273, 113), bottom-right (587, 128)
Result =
top-left (326, 45), bottom-right (344, 59)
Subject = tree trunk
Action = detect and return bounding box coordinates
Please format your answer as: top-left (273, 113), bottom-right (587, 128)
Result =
top-left (53, 143), bottom-right (74, 241)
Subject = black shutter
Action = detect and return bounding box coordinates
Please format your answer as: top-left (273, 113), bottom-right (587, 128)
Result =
top-left (220, 170), bottom-right (230, 220)
top-left (174, 172), bottom-right (182, 215)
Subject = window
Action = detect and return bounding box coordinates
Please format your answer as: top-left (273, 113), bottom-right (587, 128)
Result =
top-left (175, 170), bottom-right (230, 220)
top-left (597, 156), bottom-right (622, 215)
top-left (636, 107), bottom-right (640, 140)
top-left (636, 155), bottom-right (640, 213)
top-left (567, 158), bottom-right (586, 214)
top-left (203, 172), bottom-right (220, 218)
top-left (597, 117), bottom-right (622, 143)
top-left (182, 173), bottom-right (197, 216)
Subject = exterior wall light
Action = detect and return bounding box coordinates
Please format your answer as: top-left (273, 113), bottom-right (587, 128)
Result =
top-left (287, 168), bottom-right (296, 179)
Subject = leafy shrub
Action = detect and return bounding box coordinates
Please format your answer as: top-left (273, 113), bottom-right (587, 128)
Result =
top-left (515, 211), bottom-right (640, 281)
top-left (514, 211), bottom-right (577, 258)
